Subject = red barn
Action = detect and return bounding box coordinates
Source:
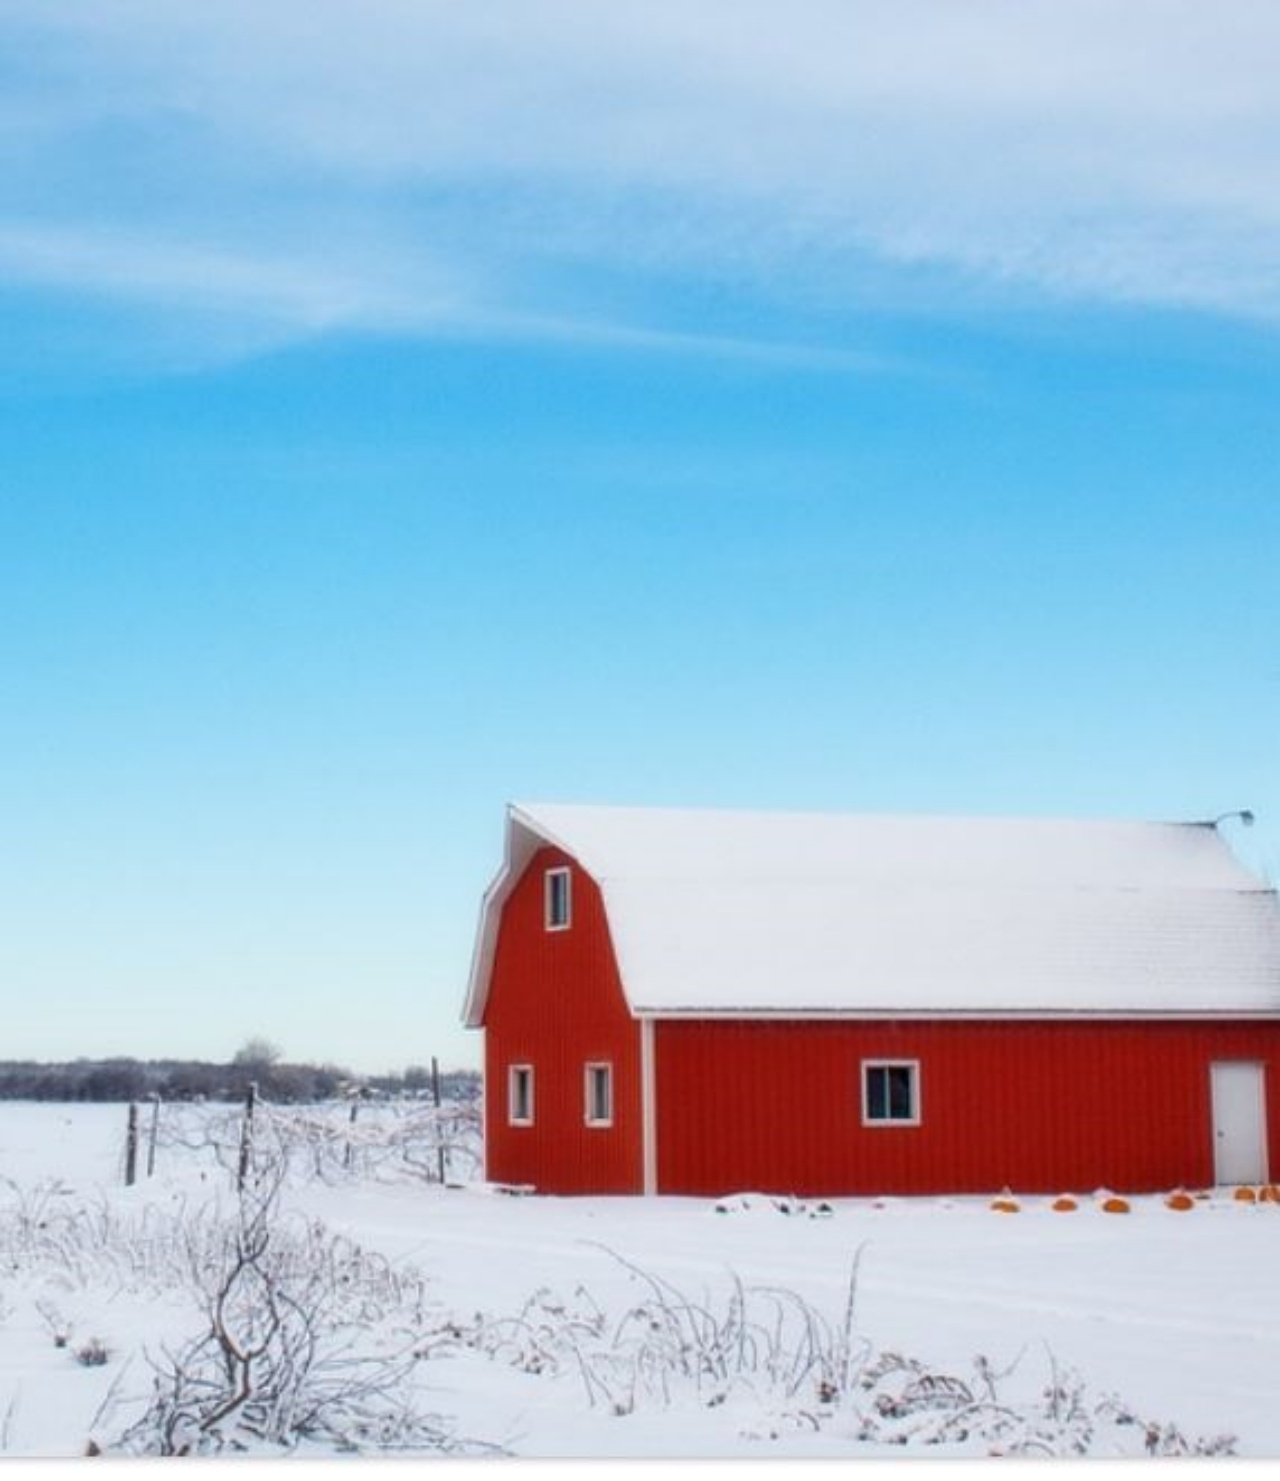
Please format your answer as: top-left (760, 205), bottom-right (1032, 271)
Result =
top-left (462, 803), bottom-right (1280, 1197)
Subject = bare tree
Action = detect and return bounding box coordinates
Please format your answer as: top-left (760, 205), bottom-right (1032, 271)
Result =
top-left (232, 1039), bottom-right (283, 1072)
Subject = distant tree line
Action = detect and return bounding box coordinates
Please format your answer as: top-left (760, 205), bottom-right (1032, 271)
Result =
top-left (0, 1055), bottom-right (480, 1106)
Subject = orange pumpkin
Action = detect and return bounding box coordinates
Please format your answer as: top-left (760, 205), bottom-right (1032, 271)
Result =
top-left (990, 1198), bottom-right (1020, 1214)
top-left (1258, 1184), bottom-right (1280, 1205)
top-left (1100, 1196), bottom-right (1131, 1214)
top-left (1051, 1195), bottom-right (1079, 1212)
top-left (1164, 1192), bottom-right (1195, 1212)
top-left (1233, 1186), bottom-right (1258, 1204)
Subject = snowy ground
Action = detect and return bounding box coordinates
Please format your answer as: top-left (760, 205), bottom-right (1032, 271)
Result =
top-left (0, 1101), bottom-right (1277, 1460)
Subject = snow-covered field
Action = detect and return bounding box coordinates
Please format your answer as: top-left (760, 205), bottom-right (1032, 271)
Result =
top-left (1, 1100), bottom-right (1277, 1459)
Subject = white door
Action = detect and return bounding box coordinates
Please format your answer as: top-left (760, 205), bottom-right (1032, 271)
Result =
top-left (1210, 1062), bottom-right (1268, 1186)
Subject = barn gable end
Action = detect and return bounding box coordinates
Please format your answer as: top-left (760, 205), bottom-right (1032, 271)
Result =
top-left (478, 841), bottom-right (643, 1193)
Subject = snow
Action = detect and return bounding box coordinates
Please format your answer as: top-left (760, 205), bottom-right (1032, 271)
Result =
top-left (514, 803), bottom-right (1255, 891)
top-left (1, 1101), bottom-right (1278, 1459)
top-left (465, 803), bottom-right (1280, 1020)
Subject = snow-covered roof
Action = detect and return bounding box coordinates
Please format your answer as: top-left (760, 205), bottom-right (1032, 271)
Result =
top-left (463, 803), bottom-right (1280, 1024)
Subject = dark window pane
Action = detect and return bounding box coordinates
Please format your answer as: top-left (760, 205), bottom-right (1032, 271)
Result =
top-left (511, 1068), bottom-right (533, 1121)
top-left (865, 1063), bottom-right (915, 1122)
top-left (887, 1065), bottom-right (913, 1119)
top-left (588, 1065), bottom-right (611, 1122)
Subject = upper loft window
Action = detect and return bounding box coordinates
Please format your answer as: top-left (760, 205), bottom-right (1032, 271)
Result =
top-left (862, 1060), bottom-right (920, 1126)
top-left (545, 866), bottom-right (572, 931)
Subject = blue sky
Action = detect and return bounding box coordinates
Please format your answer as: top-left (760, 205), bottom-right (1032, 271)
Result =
top-left (2, 2), bottom-right (1278, 1072)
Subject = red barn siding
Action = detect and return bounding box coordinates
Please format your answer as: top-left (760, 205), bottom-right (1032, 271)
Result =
top-left (654, 1018), bottom-right (1280, 1197)
top-left (483, 846), bottom-right (642, 1193)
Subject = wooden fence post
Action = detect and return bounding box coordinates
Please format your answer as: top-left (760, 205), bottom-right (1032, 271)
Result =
top-left (345, 1098), bottom-right (359, 1171)
top-left (237, 1082), bottom-right (257, 1191)
top-left (146, 1092), bottom-right (161, 1179)
top-left (432, 1056), bottom-right (446, 1184)
top-left (124, 1102), bottom-right (139, 1187)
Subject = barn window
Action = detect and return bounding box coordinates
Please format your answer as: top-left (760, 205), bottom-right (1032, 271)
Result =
top-left (508, 1064), bottom-right (535, 1126)
top-left (584, 1062), bottom-right (613, 1127)
top-left (545, 867), bottom-right (572, 931)
top-left (862, 1061), bottom-right (920, 1126)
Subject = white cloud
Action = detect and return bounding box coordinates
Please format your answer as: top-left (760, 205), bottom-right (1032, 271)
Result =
top-left (4, 0), bottom-right (1280, 345)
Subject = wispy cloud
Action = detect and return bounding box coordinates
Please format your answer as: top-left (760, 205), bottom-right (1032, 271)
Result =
top-left (0, 221), bottom-right (442, 329)
top-left (4, 0), bottom-right (1280, 360)
top-left (0, 216), bottom-right (905, 379)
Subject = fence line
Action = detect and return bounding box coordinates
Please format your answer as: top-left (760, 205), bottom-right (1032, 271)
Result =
top-left (124, 1085), bottom-right (482, 1187)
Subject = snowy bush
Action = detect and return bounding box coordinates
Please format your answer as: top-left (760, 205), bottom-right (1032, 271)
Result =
top-left (468, 1245), bottom-right (1237, 1458)
top-left (0, 1168), bottom-right (492, 1456)
top-left (105, 1169), bottom-right (492, 1456)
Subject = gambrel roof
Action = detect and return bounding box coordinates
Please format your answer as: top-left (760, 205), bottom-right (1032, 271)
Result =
top-left (463, 802), bottom-right (1280, 1025)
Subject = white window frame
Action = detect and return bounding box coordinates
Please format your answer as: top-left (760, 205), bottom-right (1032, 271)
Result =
top-left (861, 1059), bottom-right (921, 1127)
top-left (508, 1064), bottom-right (535, 1126)
top-left (584, 1061), bottom-right (614, 1128)
top-left (544, 866), bottom-right (572, 932)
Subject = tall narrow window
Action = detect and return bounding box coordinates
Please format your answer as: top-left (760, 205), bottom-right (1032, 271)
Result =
top-left (508, 1064), bottom-right (534, 1126)
top-left (545, 866), bottom-right (572, 931)
top-left (584, 1062), bottom-right (613, 1127)
top-left (862, 1061), bottom-right (920, 1126)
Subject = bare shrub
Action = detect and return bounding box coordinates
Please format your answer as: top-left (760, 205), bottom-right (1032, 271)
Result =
top-left (109, 1166), bottom-right (496, 1456)
top-left (471, 1243), bottom-right (871, 1421)
top-left (1, 1160), bottom-right (494, 1456)
top-left (469, 1247), bottom-right (1237, 1458)
top-left (255, 1099), bottom-right (482, 1186)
